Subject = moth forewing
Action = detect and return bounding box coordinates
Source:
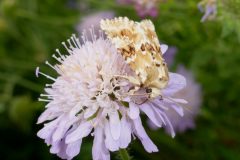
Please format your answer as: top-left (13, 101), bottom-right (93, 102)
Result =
top-left (100, 17), bottom-right (169, 99)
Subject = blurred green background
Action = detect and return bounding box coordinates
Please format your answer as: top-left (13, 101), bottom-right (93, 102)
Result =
top-left (0, 0), bottom-right (240, 159)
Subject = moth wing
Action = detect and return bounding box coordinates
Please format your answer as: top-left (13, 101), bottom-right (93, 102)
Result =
top-left (139, 20), bottom-right (161, 50)
top-left (101, 17), bottom-right (141, 62)
top-left (100, 17), bottom-right (135, 36)
top-left (138, 19), bottom-right (169, 88)
top-left (101, 17), bottom-right (169, 89)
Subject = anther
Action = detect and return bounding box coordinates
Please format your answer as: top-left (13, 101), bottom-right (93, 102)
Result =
top-left (45, 61), bottom-right (56, 71)
top-left (35, 67), bottom-right (56, 81)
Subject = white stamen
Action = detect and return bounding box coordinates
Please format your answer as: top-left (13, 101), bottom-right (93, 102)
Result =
top-left (56, 49), bottom-right (66, 60)
top-left (45, 61), bottom-right (57, 71)
top-left (89, 27), bottom-right (97, 41)
top-left (40, 94), bottom-right (50, 97)
top-left (81, 30), bottom-right (88, 43)
top-left (38, 98), bottom-right (51, 102)
top-left (36, 67), bottom-right (40, 77)
top-left (67, 39), bottom-right (74, 50)
top-left (52, 54), bottom-right (63, 63)
top-left (72, 34), bottom-right (81, 48)
top-left (62, 42), bottom-right (72, 55)
top-left (36, 68), bottom-right (56, 81)
top-left (71, 35), bottom-right (79, 48)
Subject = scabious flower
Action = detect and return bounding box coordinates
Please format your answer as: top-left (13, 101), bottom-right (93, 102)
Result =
top-left (36, 28), bottom-right (187, 159)
top-left (198, 0), bottom-right (217, 22)
top-left (117, 0), bottom-right (164, 18)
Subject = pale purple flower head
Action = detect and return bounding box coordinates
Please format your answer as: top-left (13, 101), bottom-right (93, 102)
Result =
top-left (36, 28), bottom-right (187, 160)
top-left (198, 0), bottom-right (217, 22)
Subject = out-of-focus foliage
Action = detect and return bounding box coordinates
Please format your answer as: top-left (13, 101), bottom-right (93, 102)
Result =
top-left (0, 0), bottom-right (79, 159)
top-left (9, 96), bottom-right (40, 133)
top-left (0, 0), bottom-right (239, 160)
top-left (219, 0), bottom-right (240, 41)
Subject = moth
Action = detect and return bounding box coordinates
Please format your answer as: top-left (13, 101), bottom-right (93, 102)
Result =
top-left (100, 17), bottom-right (169, 101)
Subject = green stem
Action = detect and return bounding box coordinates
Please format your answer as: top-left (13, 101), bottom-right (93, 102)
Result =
top-left (119, 149), bottom-right (131, 160)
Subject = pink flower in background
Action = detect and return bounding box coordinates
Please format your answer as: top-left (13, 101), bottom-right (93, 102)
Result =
top-left (134, 0), bottom-right (159, 18)
top-left (198, 0), bottom-right (217, 22)
top-left (36, 29), bottom-right (187, 159)
top-left (117, 0), bottom-right (165, 18)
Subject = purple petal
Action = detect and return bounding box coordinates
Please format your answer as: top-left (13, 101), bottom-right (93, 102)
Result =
top-left (168, 97), bottom-right (188, 104)
top-left (162, 73), bottom-right (186, 96)
top-left (50, 140), bottom-right (61, 154)
top-left (128, 103), bottom-right (140, 119)
top-left (37, 117), bottom-right (60, 140)
top-left (150, 104), bottom-right (166, 126)
top-left (65, 121), bottom-right (93, 144)
top-left (162, 113), bottom-right (176, 138)
top-left (56, 141), bottom-right (68, 159)
top-left (93, 127), bottom-right (110, 160)
top-left (201, 5), bottom-right (216, 22)
top-left (170, 104), bottom-right (184, 117)
top-left (133, 118), bottom-right (158, 153)
top-left (140, 104), bottom-right (162, 127)
top-left (66, 139), bottom-right (82, 159)
top-left (52, 118), bottom-right (68, 142)
top-left (84, 106), bottom-right (98, 119)
top-left (160, 44), bottom-right (168, 55)
top-left (37, 107), bottom-right (61, 124)
top-left (119, 116), bottom-right (131, 148)
top-left (52, 116), bottom-right (78, 142)
top-left (104, 120), bottom-right (119, 151)
top-left (109, 111), bottom-right (121, 140)
top-left (68, 104), bottom-right (82, 118)
top-left (147, 119), bottom-right (159, 130)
